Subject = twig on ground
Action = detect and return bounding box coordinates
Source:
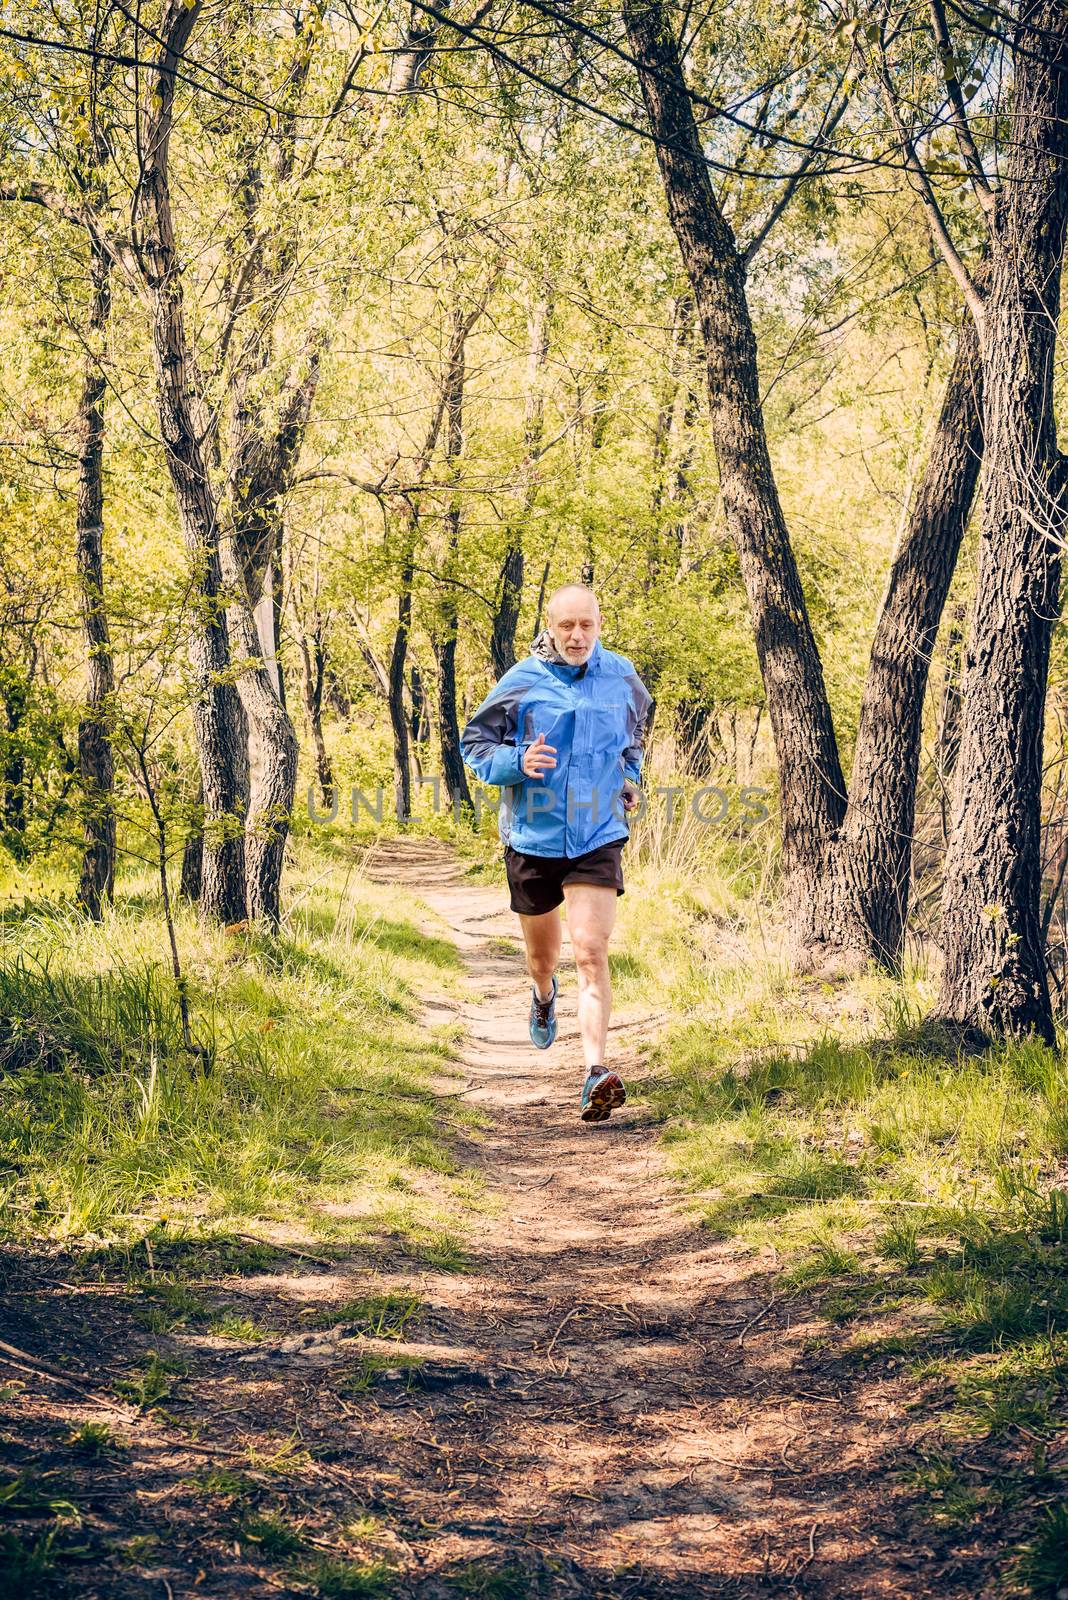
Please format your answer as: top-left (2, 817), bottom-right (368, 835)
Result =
top-left (789, 1522), bottom-right (820, 1585)
top-left (0, 1336), bottom-right (139, 1420)
top-left (544, 1305), bottom-right (586, 1357)
top-left (233, 1233), bottom-right (335, 1268)
top-left (737, 1296), bottom-right (779, 1345)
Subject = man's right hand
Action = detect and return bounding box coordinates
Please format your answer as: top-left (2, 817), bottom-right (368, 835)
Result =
top-left (522, 732), bottom-right (557, 779)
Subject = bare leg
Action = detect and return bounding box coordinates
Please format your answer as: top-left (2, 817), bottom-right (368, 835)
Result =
top-left (562, 883), bottom-right (618, 1073)
top-left (518, 906), bottom-right (562, 1000)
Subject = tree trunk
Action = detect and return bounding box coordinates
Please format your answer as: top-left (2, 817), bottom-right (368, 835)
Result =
top-left (490, 541), bottom-right (524, 679)
top-left (677, 698), bottom-right (716, 778)
top-left (389, 532), bottom-right (415, 823)
top-left (297, 621), bottom-right (334, 805)
top-left (180, 780), bottom-right (204, 903)
top-left (815, 292), bottom-right (985, 969)
top-left (623, 0), bottom-right (845, 946)
top-left (649, 293), bottom-right (698, 579)
top-left (937, 605), bottom-right (965, 786)
top-left (490, 293), bottom-right (551, 677)
top-left (1, 674), bottom-right (27, 858)
top-left (75, 236), bottom-right (116, 918)
top-left (218, 533), bottom-right (299, 928)
top-left (436, 303), bottom-right (474, 812)
top-left (936, 3), bottom-right (1068, 1044)
top-left (133, 0), bottom-right (246, 924)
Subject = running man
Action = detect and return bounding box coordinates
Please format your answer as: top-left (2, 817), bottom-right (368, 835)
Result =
top-left (460, 584), bottom-right (653, 1122)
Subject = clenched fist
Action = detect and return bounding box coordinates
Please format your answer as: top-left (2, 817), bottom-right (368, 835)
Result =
top-left (522, 731), bottom-right (557, 779)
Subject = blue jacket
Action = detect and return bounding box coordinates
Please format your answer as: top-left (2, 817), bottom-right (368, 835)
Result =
top-left (460, 633), bottom-right (653, 858)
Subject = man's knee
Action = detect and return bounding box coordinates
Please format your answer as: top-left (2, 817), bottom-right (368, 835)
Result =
top-left (571, 931), bottom-right (609, 974)
top-left (528, 948), bottom-right (556, 980)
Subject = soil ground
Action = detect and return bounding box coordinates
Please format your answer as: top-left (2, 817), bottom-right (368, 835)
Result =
top-left (0, 840), bottom-right (1014, 1597)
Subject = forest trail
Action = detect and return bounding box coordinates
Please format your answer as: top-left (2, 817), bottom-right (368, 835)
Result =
top-left (0, 841), bottom-right (976, 1599)
top-left (336, 839), bottom-right (944, 1598)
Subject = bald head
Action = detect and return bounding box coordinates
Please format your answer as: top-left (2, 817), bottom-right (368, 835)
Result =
top-left (548, 583), bottom-right (600, 621)
top-left (546, 583), bottom-right (602, 665)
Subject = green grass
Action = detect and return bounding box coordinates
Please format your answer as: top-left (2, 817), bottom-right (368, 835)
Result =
top-left (311, 1290), bottom-right (422, 1337)
top-left (0, 1471), bottom-right (87, 1595)
top-left (338, 1351), bottom-right (425, 1395)
top-left (0, 840), bottom-right (481, 1251)
top-left (0, 1527), bottom-right (64, 1591)
top-left (239, 1511), bottom-right (308, 1557)
top-left (190, 1466), bottom-right (259, 1500)
top-left (133, 1278), bottom-right (211, 1331)
top-left (64, 1420), bottom-right (124, 1455)
top-left (1009, 1503), bottom-right (1068, 1596)
top-left (444, 1560), bottom-right (532, 1598)
top-left (208, 1310), bottom-right (269, 1341)
top-left (299, 1555), bottom-right (397, 1597)
top-left (115, 1349), bottom-right (187, 1410)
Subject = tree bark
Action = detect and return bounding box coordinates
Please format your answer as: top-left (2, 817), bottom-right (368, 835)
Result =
top-left (75, 235), bottom-right (116, 918)
top-left (623, 0), bottom-right (845, 945)
top-left (936, 2), bottom-right (1068, 1044)
top-left (132, 0), bottom-right (246, 923)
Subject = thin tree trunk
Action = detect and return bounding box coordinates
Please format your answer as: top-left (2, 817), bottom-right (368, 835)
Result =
top-left (2, 676), bottom-right (27, 858)
top-left (649, 293), bottom-right (698, 578)
top-left (936, 2), bottom-right (1068, 1045)
top-left (677, 697), bottom-right (715, 778)
top-left (297, 621), bottom-right (334, 805)
top-left (389, 525), bottom-right (416, 822)
top-left (75, 235), bottom-right (116, 918)
top-left (623, 0), bottom-right (845, 948)
top-left (133, 0), bottom-right (246, 924)
top-left (223, 296), bottom-right (321, 916)
top-left (436, 303), bottom-right (474, 813)
top-left (218, 531), bottom-right (299, 928)
top-left (180, 779), bottom-right (204, 903)
top-left (490, 293), bottom-right (551, 677)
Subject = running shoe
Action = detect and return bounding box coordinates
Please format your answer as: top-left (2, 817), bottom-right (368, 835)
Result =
top-left (529, 973), bottom-right (558, 1049)
top-left (580, 1067), bottom-right (626, 1123)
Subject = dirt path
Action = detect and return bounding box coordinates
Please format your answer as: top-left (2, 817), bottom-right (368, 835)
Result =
top-left (0, 840), bottom-right (988, 1598)
top-left (338, 841), bottom-right (949, 1598)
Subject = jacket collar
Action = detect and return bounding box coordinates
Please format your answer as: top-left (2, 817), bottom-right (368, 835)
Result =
top-left (530, 631), bottom-right (603, 678)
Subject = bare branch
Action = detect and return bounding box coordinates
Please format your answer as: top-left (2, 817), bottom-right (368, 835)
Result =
top-left (929, 0), bottom-right (996, 213)
top-left (743, 74), bottom-right (852, 264)
top-left (871, 29), bottom-right (986, 328)
top-left (0, 180), bottom-right (144, 298)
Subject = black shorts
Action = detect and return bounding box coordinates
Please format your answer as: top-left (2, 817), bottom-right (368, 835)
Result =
top-left (504, 839), bottom-right (626, 916)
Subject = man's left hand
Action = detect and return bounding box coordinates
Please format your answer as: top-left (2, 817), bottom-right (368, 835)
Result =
top-left (622, 780), bottom-right (641, 813)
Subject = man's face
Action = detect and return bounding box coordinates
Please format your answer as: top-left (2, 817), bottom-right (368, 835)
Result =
top-left (548, 592), bottom-right (602, 664)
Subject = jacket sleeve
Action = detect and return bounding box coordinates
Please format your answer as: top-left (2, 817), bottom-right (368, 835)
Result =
top-left (461, 668), bottom-right (529, 788)
top-left (622, 664), bottom-right (653, 784)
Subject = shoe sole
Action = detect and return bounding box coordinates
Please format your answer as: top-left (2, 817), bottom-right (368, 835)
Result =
top-left (580, 1073), bottom-right (626, 1123)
